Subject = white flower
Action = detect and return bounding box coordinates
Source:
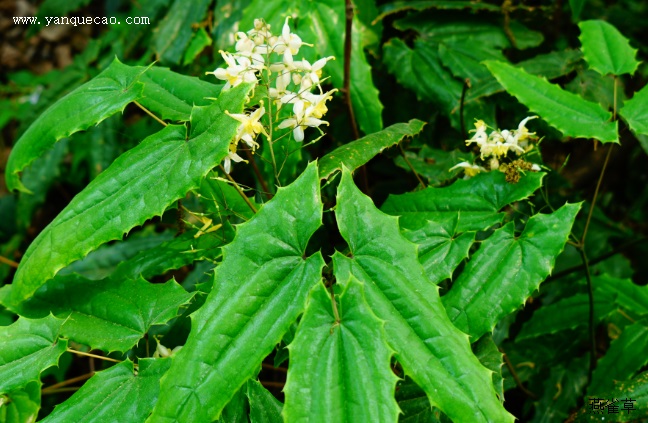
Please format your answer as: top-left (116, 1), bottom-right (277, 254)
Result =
top-left (293, 56), bottom-right (335, 90)
top-left (223, 145), bottom-right (247, 174)
top-left (277, 100), bottom-right (328, 142)
top-left (225, 106), bottom-right (267, 150)
top-left (208, 51), bottom-right (259, 89)
top-left (449, 161), bottom-right (486, 179)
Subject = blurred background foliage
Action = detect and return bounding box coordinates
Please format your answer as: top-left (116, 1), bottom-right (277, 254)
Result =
top-left (1, 0), bottom-right (648, 421)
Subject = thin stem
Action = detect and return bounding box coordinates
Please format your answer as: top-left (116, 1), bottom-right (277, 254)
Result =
top-left (244, 148), bottom-right (273, 200)
top-left (0, 255), bottom-right (19, 268)
top-left (501, 351), bottom-right (537, 399)
top-left (329, 286), bottom-right (341, 324)
top-left (41, 387), bottom-right (80, 395)
top-left (399, 144), bottom-right (426, 189)
top-left (261, 362), bottom-right (288, 373)
top-left (134, 101), bottom-right (167, 127)
top-left (578, 248), bottom-right (597, 383)
top-left (343, 0), bottom-right (360, 141)
top-left (41, 372), bottom-right (94, 394)
top-left (460, 78), bottom-right (471, 141)
top-left (67, 348), bottom-right (121, 363)
top-left (581, 145), bottom-right (614, 246)
top-left (218, 165), bottom-right (258, 214)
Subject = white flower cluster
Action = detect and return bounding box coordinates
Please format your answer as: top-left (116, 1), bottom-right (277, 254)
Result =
top-left (450, 116), bottom-right (540, 179)
top-left (207, 18), bottom-right (336, 173)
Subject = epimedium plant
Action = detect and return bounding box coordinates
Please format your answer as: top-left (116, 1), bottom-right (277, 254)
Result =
top-left (1, 1), bottom-right (648, 423)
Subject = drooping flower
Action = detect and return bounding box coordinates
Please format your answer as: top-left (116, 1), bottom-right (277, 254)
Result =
top-left (226, 106), bottom-right (268, 150)
top-left (277, 100), bottom-right (329, 142)
top-left (449, 161), bottom-right (487, 179)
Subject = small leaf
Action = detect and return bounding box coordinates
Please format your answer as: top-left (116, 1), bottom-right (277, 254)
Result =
top-left (0, 315), bottom-right (67, 394)
top-left (442, 203), bottom-right (581, 339)
top-left (183, 27), bottom-right (213, 66)
top-left (517, 293), bottom-right (616, 340)
top-left (484, 60), bottom-right (618, 143)
top-left (395, 377), bottom-right (446, 422)
top-left (589, 319), bottom-right (648, 395)
top-left (472, 335), bottom-right (504, 403)
top-left (593, 275), bottom-right (648, 317)
top-left (4, 275), bottom-right (193, 353)
top-left (5, 58), bottom-right (144, 192)
top-left (375, 1), bottom-right (500, 23)
top-left (531, 357), bottom-right (588, 423)
top-left (41, 359), bottom-right (171, 423)
top-left (150, 163), bottom-right (324, 422)
top-left (319, 119), bottom-right (426, 180)
top-left (283, 280), bottom-right (399, 422)
top-left (569, 0), bottom-right (587, 20)
top-left (247, 379), bottom-right (283, 423)
top-left (333, 167), bottom-right (512, 423)
top-left (578, 20), bottom-right (640, 76)
top-left (619, 83), bottom-right (648, 137)
top-left (7, 83), bottom-right (253, 306)
top-left (0, 381), bottom-right (40, 423)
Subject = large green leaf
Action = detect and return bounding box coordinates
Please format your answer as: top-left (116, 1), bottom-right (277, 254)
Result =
top-left (484, 61), bottom-right (618, 143)
top-left (0, 315), bottom-right (67, 394)
top-left (149, 162), bottom-right (324, 422)
top-left (6, 83), bottom-right (253, 306)
top-left (619, 83), bottom-right (648, 137)
top-left (382, 171), bottom-right (544, 233)
top-left (517, 293), bottom-right (616, 340)
top-left (0, 381), bottom-right (40, 423)
top-left (152, 0), bottom-right (212, 65)
top-left (41, 358), bottom-right (171, 423)
top-left (283, 280), bottom-right (399, 422)
top-left (333, 167), bottom-right (512, 423)
top-left (4, 275), bottom-right (192, 353)
top-left (442, 203), bottom-right (580, 339)
top-left (589, 319), bottom-right (648, 395)
top-left (578, 20), bottom-right (640, 76)
top-left (138, 67), bottom-right (222, 121)
top-left (319, 119), bottom-right (426, 180)
top-left (247, 380), bottom-right (283, 423)
top-left (5, 59), bottom-right (144, 192)
top-left (381, 172), bottom-right (544, 283)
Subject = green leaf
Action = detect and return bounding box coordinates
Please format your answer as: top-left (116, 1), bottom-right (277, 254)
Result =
top-left (7, 83), bottom-right (253, 306)
top-left (319, 119), bottom-right (426, 180)
top-left (472, 335), bottom-right (504, 403)
top-left (442, 203), bottom-right (580, 339)
top-left (283, 280), bottom-right (399, 422)
top-left (589, 319), bottom-right (648, 395)
top-left (382, 172), bottom-right (544, 283)
top-left (394, 145), bottom-right (473, 185)
top-left (333, 167), bottom-right (512, 423)
top-left (4, 275), bottom-right (192, 353)
top-left (183, 27), bottom-right (213, 66)
top-left (139, 66), bottom-right (222, 121)
top-left (619, 83), bottom-right (648, 137)
top-left (573, 371), bottom-right (648, 421)
top-left (152, 0), bottom-right (212, 65)
top-left (59, 230), bottom-right (174, 280)
top-left (216, 385), bottom-right (249, 423)
top-left (149, 162), bottom-right (324, 422)
top-left (247, 379), bottom-right (283, 423)
top-left (198, 174), bottom-right (259, 221)
top-left (578, 20), bottom-right (640, 76)
top-left (0, 315), bottom-right (67, 394)
top-left (5, 58), bottom-right (144, 193)
top-left (395, 377), bottom-right (447, 423)
top-left (382, 171), bottom-right (544, 234)
top-left (0, 381), bottom-right (40, 423)
top-left (593, 275), bottom-right (648, 317)
top-left (41, 359), bottom-right (171, 423)
top-left (517, 293), bottom-right (616, 340)
top-left (113, 232), bottom-right (225, 281)
top-left (484, 60), bottom-right (618, 143)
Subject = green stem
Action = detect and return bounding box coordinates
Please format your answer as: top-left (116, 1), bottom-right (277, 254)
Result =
top-left (219, 165), bottom-right (258, 214)
top-left (578, 248), bottom-right (597, 384)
